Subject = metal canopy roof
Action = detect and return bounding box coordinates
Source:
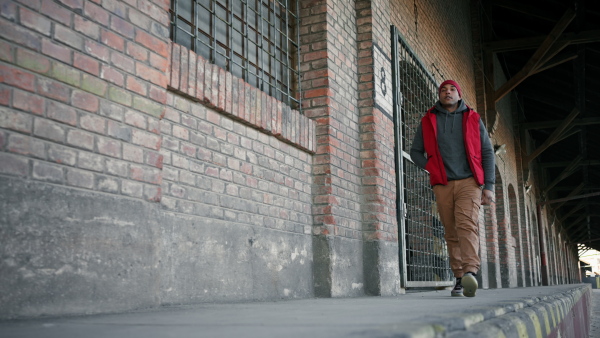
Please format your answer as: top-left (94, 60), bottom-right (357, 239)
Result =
top-left (481, 0), bottom-right (600, 250)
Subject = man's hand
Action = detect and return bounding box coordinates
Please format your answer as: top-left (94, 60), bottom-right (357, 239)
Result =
top-left (481, 189), bottom-right (494, 205)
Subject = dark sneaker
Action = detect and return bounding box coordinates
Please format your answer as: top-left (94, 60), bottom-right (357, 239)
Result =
top-left (451, 277), bottom-right (463, 297)
top-left (462, 272), bottom-right (478, 297)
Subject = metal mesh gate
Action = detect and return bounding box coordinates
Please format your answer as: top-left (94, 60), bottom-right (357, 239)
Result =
top-left (391, 26), bottom-right (453, 288)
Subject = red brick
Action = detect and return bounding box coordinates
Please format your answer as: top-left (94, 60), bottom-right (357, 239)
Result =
top-left (71, 90), bottom-right (99, 112)
top-left (0, 40), bottom-right (11, 62)
top-left (173, 125), bottom-right (189, 140)
top-left (132, 129), bottom-right (161, 150)
top-left (33, 118), bottom-right (66, 142)
top-left (203, 59), bottom-right (213, 105)
top-left (135, 62), bottom-right (167, 88)
top-left (128, 8), bottom-right (151, 33)
top-left (42, 39), bottom-right (72, 63)
top-left (211, 64), bottom-right (219, 107)
top-left (218, 67), bottom-right (226, 111)
top-left (107, 120), bottom-right (132, 142)
top-left (103, 0), bottom-right (128, 17)
top-left (244, 82), bottom-right (252, 122)
top-left (97, 136), bottom-right (122, 158)
top-left (13, 90), bottom-right (45, 115)
top-left (16, 47), bottom-right (51, 74)
top-left (122, 179), bottom-right (143, 198)
top-left (0, 87), bottom-right (10, 106)
top-left (179, 45), bottom-right (188, 94)
top-left (83, 1), bottom-right (109, 26)
top-left (46, 101), bottom-right (78, 126)
top-left (111, 52), bottom-right (135, 72)
top-left (37, 78), bottom-right (70, 102)
top-left (127, 42), bottom-right (149, 62)
top-left (2, 0), bottom-right (19, 17)
top-left (170, 43), bottom-right (180, 90)
top-left (32, 161), bottom-right (64, 183)
top-left (0, 109), bottom-right (32, 133)
top-left (249, 86), bottom-right (256, 125)
top-left (149, 85), bottom-right (167, 104)
top-left (7, 132), bottom-right (39, 156)
top-left (57, 0), bottom-right (84, 10)
top-left (66, 168), bottom-right (94, 189)
top-left (74, 15), bottom-right (100, 39)
top-left (135, 30), bottom-right (169, 59)
top-left (66, 129), bottom-right (94, 150)
top-left (126, 76), bottom-right (147, 96)
top-left (74, 52), bottom-right (100, 75)
top-left (84, 40), bottom-right (110, 62)
top-left (19, 6), bottom-right (51, 36)
top-left (105, 158), bottom-right (128, 177)
top-left (0, 152), bottom-right (29, 177)
top-left (186, 49), bottom-right (196, 97)
top-left (41, 1), bottom-right (73, 26)
top-left (48, 144), bottom-right (77, 166)
top-left (110, 16), bottom-right (135, 39)
top-left (123, 143), bottom-right (144, 163)
top-left (100, 64), bottom-right (124, 86)
top-left (304, 88), bottom-right (330, 99)
top-left (124, 110), bottom-right (147, 129)
top-left (137, 1), bottom-right (169, 27)
top-left (230, 76), bottom-right (239, 119)
top-left (195, 53), bottom-right (205, 102)
top-left (0, 64), bottom-right (36, 92)
top-left (145, 150), bottom-right (163, 169)
top-left (150, 52), bottom-right (169, 73)
top-left (0, 19), bottom-right (41, 51)
top-left (101, 29), bottom-right (125, 52)
top-left (54, 24), bottom-right (83, 50)
top-left (237, 78), bottom-right (245, 120)
top-left (130, 164), bottom-right (161, 184)
top-left (80, 113), bottom-right (106, 134)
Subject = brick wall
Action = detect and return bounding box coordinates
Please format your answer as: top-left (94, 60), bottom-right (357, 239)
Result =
top-left (0, 0), bottom-right (582, 319)
top-left (0, 0), bottom-right (315, 318)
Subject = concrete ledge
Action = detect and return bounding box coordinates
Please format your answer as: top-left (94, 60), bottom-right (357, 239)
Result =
top-left (447, 284), bottom-right (591, 337)
top-left (368, 284), bottom-right (592, 338)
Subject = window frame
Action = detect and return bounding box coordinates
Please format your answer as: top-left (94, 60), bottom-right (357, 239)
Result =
top-left (169, 0), bottom-right (301, 109)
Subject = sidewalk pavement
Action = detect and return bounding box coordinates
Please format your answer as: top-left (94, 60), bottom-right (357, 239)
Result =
top-left (0, 284), bottom-right (591, 338)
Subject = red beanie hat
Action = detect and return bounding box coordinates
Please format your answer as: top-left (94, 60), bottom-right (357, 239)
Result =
top-left (439, 80), bottom-right (462, 98)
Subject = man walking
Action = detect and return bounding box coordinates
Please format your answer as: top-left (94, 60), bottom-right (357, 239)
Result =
top-left (409, 80), bottom-right (495, 297)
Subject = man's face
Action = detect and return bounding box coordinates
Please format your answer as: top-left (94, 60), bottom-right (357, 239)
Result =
top-left (439, 84), bottom-right (460, 107)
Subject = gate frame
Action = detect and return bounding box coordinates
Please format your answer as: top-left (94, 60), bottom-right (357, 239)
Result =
top-left (391, 25), bottom-right (454, 289)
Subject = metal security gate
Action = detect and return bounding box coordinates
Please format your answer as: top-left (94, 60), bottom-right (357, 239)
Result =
top-left (391, 26), bottom-right (453, 288)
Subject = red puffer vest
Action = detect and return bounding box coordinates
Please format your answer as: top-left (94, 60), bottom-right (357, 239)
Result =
top-left (421, 106), bottom-right (484, 186)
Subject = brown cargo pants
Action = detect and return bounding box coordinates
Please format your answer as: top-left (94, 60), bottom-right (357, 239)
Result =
top-left (433, 177), bottom-right (482, 278)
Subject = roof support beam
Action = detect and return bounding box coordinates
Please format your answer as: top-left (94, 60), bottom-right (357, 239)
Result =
top-left (484, 29), bottom-right (600, 53)
top-left (572, 237), bottom-right (600, 245)
top-left (542, 191), bottom-right (600, 205)
top-left (559, 204), bottom-right (585, 223)
top-left (543, 155), bottom-right (582, 196)
top-left (533, 52), bottom-right (578, 75)
top-left (523, 117), bottom-right (600, 130)
top-left (525, 108), bottom-right (580, 164)
top-left (556, 183), bottom-right (584, 211)
top-left (494, 7), bottom-right (576, 103)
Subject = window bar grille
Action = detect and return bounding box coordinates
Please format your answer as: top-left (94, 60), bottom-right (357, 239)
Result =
top-left (169, 0), bottom-right (300, 109)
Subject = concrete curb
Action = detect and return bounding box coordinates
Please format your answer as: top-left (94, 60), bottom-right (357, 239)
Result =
top-left (361, 284), bottom-right (592, 338)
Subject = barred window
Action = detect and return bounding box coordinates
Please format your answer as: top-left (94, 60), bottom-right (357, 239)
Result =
top-left (170, 0), bottom-right (300, 109)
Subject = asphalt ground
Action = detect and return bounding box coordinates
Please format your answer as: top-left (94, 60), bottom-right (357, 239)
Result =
top-left (0, 284), bottom-right (592, 338)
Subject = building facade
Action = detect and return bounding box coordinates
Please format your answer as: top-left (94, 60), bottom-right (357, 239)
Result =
top-left (0, 0), bottom-right (580, 319)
